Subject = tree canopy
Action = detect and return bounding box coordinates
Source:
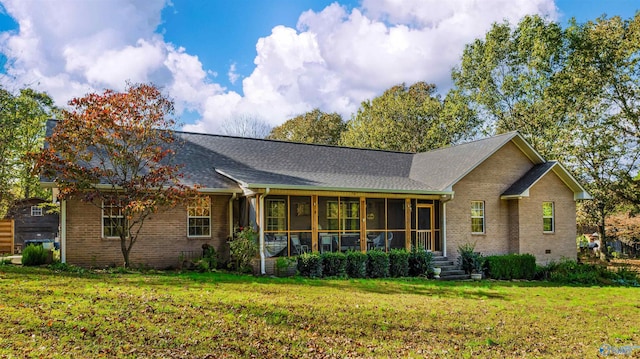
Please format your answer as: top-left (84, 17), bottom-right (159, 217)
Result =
top-left (36, 83), bottom-right (197, 267)
top-left (450, 15), bottom-right (571, 159)
top-left (450, 12), bottom-right (640, 249)
top-left (340, 82), bottom-right (478, 152)
top-left (0, 87), bottom-right (57, 216)
top-left (220, 115), bottom-right (272, 139)
top-left (268, 108), bottom-right (345, 145)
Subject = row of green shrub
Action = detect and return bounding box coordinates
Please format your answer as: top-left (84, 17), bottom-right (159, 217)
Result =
top-left (297, 248), bottom-right (434, 278)
top-left (480, 252), bottom-right (638, 286)
top-left (484, 254), bottom-right (536, 280)
top-left (535, 259), bottom-right (639, 286)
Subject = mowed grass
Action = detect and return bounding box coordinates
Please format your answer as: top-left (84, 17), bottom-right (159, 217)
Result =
top-left (0, 267), bottom-right (638, 358)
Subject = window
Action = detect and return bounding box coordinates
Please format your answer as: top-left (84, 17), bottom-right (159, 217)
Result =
top-left (31, 206), bottom-right (43, 217)
top-left (188, 196), bottom-right (211, 237)
top-left (266, 198), bottom-right (286, 231)
top-left (543, 202), bottom-right (554, 232)
top-left (471, 201), bottom-right (485, 234)
top-left (341, 199), bottom-right (360, 231)
top-left (326, 200), bottom-right (339, 230)
top-left (103, 201), bottom-right (126, 238)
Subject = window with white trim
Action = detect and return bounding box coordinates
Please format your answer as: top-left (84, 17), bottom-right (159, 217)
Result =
top-left (188, 196), bottom-right (211, 237)
top-left (543, 202), bottom-right (554, 232)
top-left (471, 201), bottom-right (485, 234)
top-left (103, 201), bottom-right (126, 238)
top-left (31, 206), bottom-right (43, 217)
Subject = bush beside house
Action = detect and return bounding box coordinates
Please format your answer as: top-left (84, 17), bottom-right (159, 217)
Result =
top-left (294, 249), bottom-right (432, 279)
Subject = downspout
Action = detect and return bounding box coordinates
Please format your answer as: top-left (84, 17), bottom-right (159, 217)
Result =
top-left (442, 202), bottom-right (447, 258)
top-left (259, 188), bottom-right (270, 275)
top-left (441, 193), bottom-right (454, 258)
top-left (228, 193), bottom-right (237, 238)
top-left (60, 200), bottom-right (67, 263)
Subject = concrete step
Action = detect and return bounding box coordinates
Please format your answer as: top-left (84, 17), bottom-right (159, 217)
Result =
top-left (431, 255), bottom-right (473, 280)
top-left (440, 269), bottom-right (466, 277)
top-left (436, 265), bottom-right (458, 272)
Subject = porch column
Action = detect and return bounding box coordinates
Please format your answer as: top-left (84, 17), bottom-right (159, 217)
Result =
top-left (405, 198), bottom-right (411, 250)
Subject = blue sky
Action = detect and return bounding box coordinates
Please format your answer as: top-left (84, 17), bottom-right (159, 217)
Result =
top-left (0, 0), bottom-right (637, 133)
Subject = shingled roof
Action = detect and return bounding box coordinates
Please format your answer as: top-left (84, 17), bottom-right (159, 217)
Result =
top-left (501, 161), bottom-right (591, 200)
top-left (43, 120), bottom-right (590, 198)
top-left (176, 131), bottom-right (429, 193)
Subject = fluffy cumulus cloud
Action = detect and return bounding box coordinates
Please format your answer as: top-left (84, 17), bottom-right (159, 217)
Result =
top-left (185, 0), bottom-right (558, 133)
top-left (0, 0), bottom-right (557, 134)
top-left (0, 0), bottom-right (223, 121)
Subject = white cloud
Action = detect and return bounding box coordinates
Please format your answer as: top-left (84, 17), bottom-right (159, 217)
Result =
top-left (228, 63), bottom-right (239, 85)
top-left (188, 0), bottom-right (558, 131)
top-left (0, 0), bottom-right (223, 124)
top-left (0, 0), bottom-right (558, 134)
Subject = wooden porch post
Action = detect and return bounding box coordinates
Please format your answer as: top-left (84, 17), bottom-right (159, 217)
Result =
top-left (405, 198), bottom-right (411, 250)
top-left (311, 195), bottom-right (318, 252)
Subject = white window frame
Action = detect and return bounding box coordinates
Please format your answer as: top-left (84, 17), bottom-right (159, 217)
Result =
top-left (102, 201), bottom-right (126, 239)
top-left (187, 196), bottom-right (211, 238)
top-left (543, 202), bottom-right (555, 233)
top-left (31, 206), bottom-right (43, 217)
top-left (471, 201), bottom-right (485, 234)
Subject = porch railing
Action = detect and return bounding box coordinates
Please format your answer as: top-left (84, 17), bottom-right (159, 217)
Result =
top-left (416, 230), bottom-right (432, 251)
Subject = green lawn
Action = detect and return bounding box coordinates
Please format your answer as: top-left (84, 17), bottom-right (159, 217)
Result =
top-left (0, 267), bottom-right (638, 358)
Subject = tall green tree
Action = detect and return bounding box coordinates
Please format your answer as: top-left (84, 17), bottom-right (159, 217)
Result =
top-left (268, 108), bottom-right (345, 145)
top-left (0, 87), bottom-right (56, 216)
top-left (560, 13), bottom-right (640, 248)
top-left (450, 12), bottom-right (640, 252)
top-left (451, 15), bottom-right (571, 159)
top-left (340, 82), bottom-right (478, 152)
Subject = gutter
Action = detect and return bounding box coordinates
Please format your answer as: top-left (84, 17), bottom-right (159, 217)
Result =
top-left (60, 200), bottom-right (66, 263)
top-left (243, 183), bottom-right (454, 196)
top-left (439, 193), bottom-right (454, 258)
top-left (40, 181), bottom-right (241, 194)
top-left (228, 193), bottom-right (237, 239)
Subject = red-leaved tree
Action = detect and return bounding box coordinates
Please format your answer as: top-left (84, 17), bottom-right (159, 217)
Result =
top-left (36, 83), bottom-right (196, 267)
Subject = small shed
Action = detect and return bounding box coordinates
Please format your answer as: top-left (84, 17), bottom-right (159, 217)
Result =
top-left (4, 198), bottom-right (59, 253)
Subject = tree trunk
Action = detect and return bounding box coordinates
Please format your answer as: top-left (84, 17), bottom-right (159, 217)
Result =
top-left (121, 237), bottom-right (130, 268)
top-left (598, 208), bottom-right (609, 258)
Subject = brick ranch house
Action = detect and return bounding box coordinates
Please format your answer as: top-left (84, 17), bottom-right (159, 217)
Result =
top-left (42, 121), bottom-right (590, 273)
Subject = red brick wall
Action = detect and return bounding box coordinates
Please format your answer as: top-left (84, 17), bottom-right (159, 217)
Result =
top-left (64, 194), bottom-right (231, 268)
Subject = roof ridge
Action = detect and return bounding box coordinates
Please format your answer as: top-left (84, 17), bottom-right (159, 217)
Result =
top-left (177, 128), bottom-right (415, 154)
top-left (415, 131), bottom-right (519, 156)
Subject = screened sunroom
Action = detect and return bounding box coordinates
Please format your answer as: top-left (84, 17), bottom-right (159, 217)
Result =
top-left (259, 193), bottom-right (443, 258)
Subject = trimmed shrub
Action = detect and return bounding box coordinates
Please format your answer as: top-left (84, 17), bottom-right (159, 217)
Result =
top-left (22, 245), bottom-right (50, 266)
top-left (345, 251), bottom-right (367, 278)
top-left (297, 252), bottom-right (322, 278)
top-left (485, 254), bottom-right (536, 280)
top-left (389, 249), bottom-right (410, 277)
top-left (366, 250), bottom-right (389, 278)
top-left (321, 252), bottom-right (347, 278)
top-left (408, 247), bottom-right (433, 277)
